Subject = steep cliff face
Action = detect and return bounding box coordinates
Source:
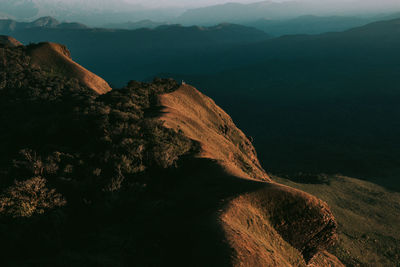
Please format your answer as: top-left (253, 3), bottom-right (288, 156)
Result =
top-left (0, 37), bottom-right (340, 266)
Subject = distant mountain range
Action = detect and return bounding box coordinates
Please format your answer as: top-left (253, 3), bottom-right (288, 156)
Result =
top-left (102, 20), bottom-right (166, 30)
top-left (0, 0), bottom-right (183, 26)
top-left (163, 18), bottom-right (400, 189)
top-left (0, 16), bottom-right (88, 34)
top-left (175, 0), bottom-right (400, 26)
top-left (0, 17), bottom-right (270, 83)
top-left (101, 13), bottom-right (400, 36)
top-left (2, 0), bottom-right (400, 29)
top-left (245, 15), bottom-right (376, 36)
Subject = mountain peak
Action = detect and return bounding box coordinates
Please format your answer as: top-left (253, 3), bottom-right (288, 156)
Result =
top-left (31, 16), bottom-right (60, 28)
top-left (26, 41), bottom-right (111, 94)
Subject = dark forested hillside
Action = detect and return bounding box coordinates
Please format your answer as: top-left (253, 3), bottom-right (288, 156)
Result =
top-left (0, 41), bottom-right (200, 265)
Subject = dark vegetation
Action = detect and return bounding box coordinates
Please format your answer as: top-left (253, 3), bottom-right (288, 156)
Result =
top-left (0, 43), bottom-right (206, 266)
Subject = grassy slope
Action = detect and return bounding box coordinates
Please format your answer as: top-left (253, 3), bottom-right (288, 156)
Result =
top-left (274, 175), bottom-right (400, 266)
top-left (158, 85), bottom-right (340, 266)
top-left (26, 42), bottom-right (112, 94)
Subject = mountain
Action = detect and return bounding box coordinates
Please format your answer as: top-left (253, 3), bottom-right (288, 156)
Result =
top-left (160, 18), bottom-right (400, 190)
top-left (245, 15), bottom-right (377, 36)
top-left (0, 17), bottom-right (270, 82)
top-left (175, 0), bottom-right (400, 26)
top-left (5, 16), bottom-right (400, 190)
top-left (29, 16), bottom-right (60, 28)
top-left (0, 0), bottom-right (140, 19)
top-left (0, 0), bottom-right (182, 26)
top-left (0, 16), bottom-right (88, 35)
top-left (102, 19), bottom-right (165, 30)
top-left (0, 37), bottom-right (343, 266)
top-left (26, 42), bottom-right (111, 94)
top-left (176, 1), bottom-right (310, 25)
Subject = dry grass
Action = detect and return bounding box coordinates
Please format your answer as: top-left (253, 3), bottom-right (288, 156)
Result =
top-left (274, 175), bottom-right (400, 266)
top-left (158, 85), bottom-right (342, 266)
top-left (159, 84), bottom-right (269, 181)
top-left (220, 182), bottom-right (340, 266)
top-left (27, 42), bottom-right (111, 94)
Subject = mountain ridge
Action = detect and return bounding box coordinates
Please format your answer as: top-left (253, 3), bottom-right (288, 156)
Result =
top-left (0, 37), bottom-right (340, 266)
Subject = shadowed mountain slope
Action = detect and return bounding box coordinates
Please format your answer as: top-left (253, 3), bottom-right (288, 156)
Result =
top-left (0, 38), bottom-right (340, 266)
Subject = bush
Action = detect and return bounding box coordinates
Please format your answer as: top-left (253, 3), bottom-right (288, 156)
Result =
top-left (0, 177), bottom-right (66, 218)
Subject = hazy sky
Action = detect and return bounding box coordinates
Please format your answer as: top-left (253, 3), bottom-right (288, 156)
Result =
top-left (6, 0), bottom-right (400, 9)
top-left (122, 0), bottom-right (400, 9)
top-left (123, 0), bottom-right (285, 8)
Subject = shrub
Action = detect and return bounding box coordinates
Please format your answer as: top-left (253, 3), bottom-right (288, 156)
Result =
top-left (0, 177), bottom-right (66, 218)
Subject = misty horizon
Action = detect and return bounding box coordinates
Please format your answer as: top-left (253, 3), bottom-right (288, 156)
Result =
top-left (1, 0), bottom-right (400, 26)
